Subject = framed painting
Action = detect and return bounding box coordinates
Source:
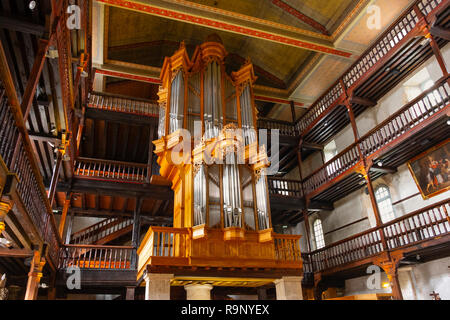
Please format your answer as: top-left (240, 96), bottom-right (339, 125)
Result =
top-left (407, 139), bottom-right (450, 200)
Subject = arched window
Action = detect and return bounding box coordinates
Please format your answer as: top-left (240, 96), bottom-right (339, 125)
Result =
top-left (313, 219), bottom-right (325, 249)
top-left (375, 185), bottom-right (395, 223)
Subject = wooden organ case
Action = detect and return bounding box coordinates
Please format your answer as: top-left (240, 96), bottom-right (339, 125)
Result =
top-left (137, 36), bottom-right (303, 289)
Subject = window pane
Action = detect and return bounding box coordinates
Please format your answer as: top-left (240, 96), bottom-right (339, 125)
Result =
top-left (313, 219), bottom-right (325, 249)
top-left (375, 186), bottom-right (395, 223)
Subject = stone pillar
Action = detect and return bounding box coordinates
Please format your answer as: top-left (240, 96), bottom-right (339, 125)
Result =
top-left (24, 251), bottom-right (46, 300)
top-left (0, 201), bottom-right (12, 236)
top-left (257, 288), bottom-right (268, 300)
top-left (143, 273), bottom-right (173, 300)
top-left (184, 284), bottom-right (213, 300)
top-left (274, 276), bottom-right (303, 300)
top-left (126, 287), bottom-right (135, 300)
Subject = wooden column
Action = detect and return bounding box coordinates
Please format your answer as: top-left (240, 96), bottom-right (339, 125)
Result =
top-left (428, 33), bottom-right (449, 77)
top-left (58, 194), bottom-right (71, 238)
top-left (290, 101), bottom-right (296, 122)
top-left (24, 250), bottom-right (46, 300)
top-left (365, 170), bottom-right (384, 227)
top-left (65, 211), bottom-right (74, 244)
top-left (48, 149), bottom-right (63, 207)
top-left (147, 125), bottom-right (156, 183)
top-left (131, 197), bottom-right (143, 269)
top-left (21, 39), bottom-right (50, 121)
top-left (376, 261), bottom-right (403, 300)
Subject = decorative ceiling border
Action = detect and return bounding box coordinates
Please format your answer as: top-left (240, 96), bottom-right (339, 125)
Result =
top-left (96, 0), bottom-right (353, 58)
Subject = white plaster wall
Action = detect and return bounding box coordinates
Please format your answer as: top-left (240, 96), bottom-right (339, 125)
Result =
top-left (344, 257), bottom-right (450, 300)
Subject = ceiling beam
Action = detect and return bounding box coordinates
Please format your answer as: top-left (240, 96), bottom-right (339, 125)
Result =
top-left (271, 0), bottom-right (329, 35)
top-left (95, 0), bottom-right (352, 58)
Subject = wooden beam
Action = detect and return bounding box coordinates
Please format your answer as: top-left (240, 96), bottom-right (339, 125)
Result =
top-left (429, 25), bottom-right (450, 41)
top-left (302, 141), bottom-right (324, 151)
top-left (350, 96), bottom-right (377, 107)
top-left (21, 39), bottom-right (50, 121)
top-left (0, 16), bottom-right (46, 36)
top-left (370, 164), bottom-right (397, 174)
top-left (271, 0), bottom-right (329, 35)
top-left (0, 248), bottom-right (33, 258)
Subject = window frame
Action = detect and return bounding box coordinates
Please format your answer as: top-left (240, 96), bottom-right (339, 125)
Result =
top-left (313, 218), bottom-right (325, 250)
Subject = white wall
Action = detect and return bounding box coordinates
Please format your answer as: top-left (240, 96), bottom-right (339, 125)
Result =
top-left (344, 257), bottom-right (450, 300)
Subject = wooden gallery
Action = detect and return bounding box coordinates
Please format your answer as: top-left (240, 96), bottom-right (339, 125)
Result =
top-left (0, 0), bottom-right (449, 301)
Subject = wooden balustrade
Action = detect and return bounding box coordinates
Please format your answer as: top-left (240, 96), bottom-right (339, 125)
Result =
top-left (0, 85), bottom-right (19, 169)
top-left (296, 82), bottom-right (344, 134)
top-left (302, 76), bottom-right (449, 198)
top-left (70, 217), bottom-right (133, 245)
top-left (383, 200), bottom-right (450, 250)
top-left (273, 234), bottom-right (302, 262)
top-left (257, 118), bottom-right (296, 136)
top-left (295, 0), bottom-right (443, 137)
top-left (59, 244), bottom-right (134, 269)
top-left (305, 199), bottom-right (449, 273)
top-left (88, 92), bottom-right (159, 117)
top-left (360, 76), bottom-right (450, 158)
top-left (268, 177), bottom-right (303, 197)
top-left (303, 144), bottom-right (361, 195)
top-left (0, 61), bottom-right (61, 266)
top-left (74, 157), bottom-right (148, 183)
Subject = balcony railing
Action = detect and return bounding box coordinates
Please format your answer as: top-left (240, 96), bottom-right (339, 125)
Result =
top-left (88, 91), bottom-right (159, 117)
top-left (268, 177), bottom-right (303, 198)
top-left (303, 144), bottom-right (361, 196)
top-left (257, 118), bottom-right (297, 136)
top-left (307, 199), bottom-right (449, 273)
top-left (58, 244), bottom-right (134, 269)
top-left (70, 217), bottom-right (133, 245)
top-left (0, 65), bottom-right (61, 266)
top-left (74, 157), bottom-right (148, 183)
top-left (295, 0), bottom-right (445, 137)
top-left (360, 76), bottom-right (450, 159)
top-left (273, 234), bottom-right (302, 262)
top-left (302, 77), bottom-right (449, 198)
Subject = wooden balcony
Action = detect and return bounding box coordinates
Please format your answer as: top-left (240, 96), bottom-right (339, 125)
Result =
top-left (303, 76), bottom-right (450, 203)
top-left (305, 199), bottom-right (450, 277)
top-left (137, 226), bottom-right (302, 280)
top-left (295, 0), bottom-right (449, 145)
top-left (57, 244), bottom-right (137, 287)
top-left (0, 63), bottom-right (61, 269)
top-left (74, 157), bottom-right (149, 184)
top-left (88, 91), bottom-right (159, 118)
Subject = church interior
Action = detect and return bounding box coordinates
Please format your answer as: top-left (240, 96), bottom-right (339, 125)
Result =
top-left (0, 0), bottom-right (449, 301)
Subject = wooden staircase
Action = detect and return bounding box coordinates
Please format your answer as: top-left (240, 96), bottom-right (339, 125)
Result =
top-left (70, 217), bottom-right (134, 245)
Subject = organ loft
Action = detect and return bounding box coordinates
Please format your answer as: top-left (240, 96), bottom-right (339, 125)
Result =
top-left (0, 0), bottom-right (449, 301)
top-left (137, 36), bottom-right (303, 300)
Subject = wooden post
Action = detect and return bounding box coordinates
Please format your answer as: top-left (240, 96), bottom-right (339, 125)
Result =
top-left (376, 261), bottom-right (403, 300)
top-left (147, 125), bottom-right (156, 183)
top-left (428, 33), bottom-right (449, 77)
top-left (58, 194), bottom-right (71, 238)
top-left (48, 149), bottom-right (63, 207)
top-left (65, 211), bottom-right (74, 244)
top-left (24, 250), bottom-right (46, 300)
top-left (131, 197), bottom-right (143, 269)
top-left (290, 101), bottom-right (296, 123)
top-left (21, 39), bottom-right (50, 121)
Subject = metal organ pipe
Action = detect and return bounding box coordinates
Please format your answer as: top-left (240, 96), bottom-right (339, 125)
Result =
top-left (204, 62), bottom-right (223, 139)
top-left (223, 152), bottom-right (242, 228)
top-left (169, 71), bottom-right (184, 133)
top-left (240, 84), bottom-right (256, 145)
top-left (256, 169), bottom-right (270, 230)
top-left (194, 165), bottom-right (207, 225)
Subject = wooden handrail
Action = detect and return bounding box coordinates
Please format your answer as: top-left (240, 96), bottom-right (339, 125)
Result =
top-left (91, 91), bottom-right (158, 104)
top-left (76, 157), bottom-right (148, 168)
top-left (62, 244), bottom-right (134, 249)
top-left (304, 199), bottom-right (449, 272)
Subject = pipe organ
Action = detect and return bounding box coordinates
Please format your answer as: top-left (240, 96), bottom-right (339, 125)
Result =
top-left (138, 35), bottom-right (302, 284)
